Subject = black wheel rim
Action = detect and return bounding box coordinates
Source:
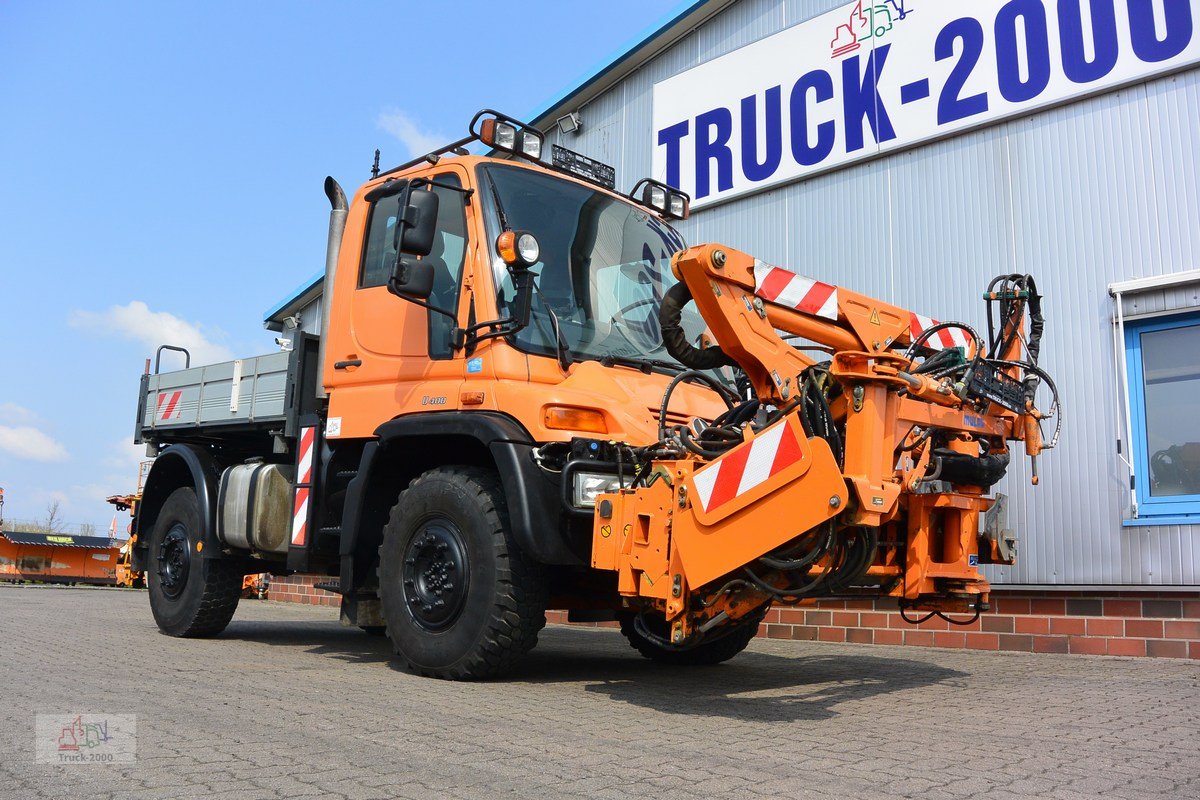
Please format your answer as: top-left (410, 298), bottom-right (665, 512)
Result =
top-left (401, 517), bottom-right (469, 631)
top-left (157, 524), bottom-right (191, 600)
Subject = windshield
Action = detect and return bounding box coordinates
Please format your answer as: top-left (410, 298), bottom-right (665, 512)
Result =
top-left (480, 164), bottom-right (711, 371)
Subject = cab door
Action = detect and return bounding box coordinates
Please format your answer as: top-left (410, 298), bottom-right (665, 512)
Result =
top-left (326, 166), bottom-right (472, 438)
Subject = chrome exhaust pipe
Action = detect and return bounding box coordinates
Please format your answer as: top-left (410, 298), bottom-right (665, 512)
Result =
top-left (316, 176), bottom-right (348, 400)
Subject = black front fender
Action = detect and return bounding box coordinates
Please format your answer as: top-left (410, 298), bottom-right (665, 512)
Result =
top-left (135, 444), bottom-right (221, 569)
top-left (339, 412), bottom-right (585, 596)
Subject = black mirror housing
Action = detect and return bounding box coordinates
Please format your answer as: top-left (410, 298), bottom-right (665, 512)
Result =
top-left (394, 187), bottom-right (440, 256)
top-left (388, 256), bottom-right (435, 300)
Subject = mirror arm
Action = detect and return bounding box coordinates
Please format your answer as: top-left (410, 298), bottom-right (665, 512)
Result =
top-left (388, 291), bottom-right (459, 323)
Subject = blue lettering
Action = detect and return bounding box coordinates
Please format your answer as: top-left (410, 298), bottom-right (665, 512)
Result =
top-left (1128, 0), bottom-right (1193, 63)
top-left (1059, 0), bottom-right (1119, 83)
top-left (695, 107), bottom-right (734, 199)
top-left (657, 120), bottom-right (690, 190)
top-left (842, 44), bottom-right (897, 154)
top-left (936, 17), bottom-right (989, 124)
top-left (789, 69), bottom-right (836, 166)
top-left (996, 0), bottom-right (1052, 103)
top-left (740, 87), bottom-right (783, 182)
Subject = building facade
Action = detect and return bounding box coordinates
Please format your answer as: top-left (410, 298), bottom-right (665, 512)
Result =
top-left (527, 0), bottom-right (1200, 590)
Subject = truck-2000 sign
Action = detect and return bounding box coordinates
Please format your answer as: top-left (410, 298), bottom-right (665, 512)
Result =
top-left (652, 0), bottom-right (1199, 207)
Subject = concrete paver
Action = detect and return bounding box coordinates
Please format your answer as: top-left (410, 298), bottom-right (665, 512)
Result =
top-left (1, 585), bottom-right (1197, 799)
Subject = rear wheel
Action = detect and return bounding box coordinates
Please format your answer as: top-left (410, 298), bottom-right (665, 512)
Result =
top-left (619, 605), bottom-right (769, 666)
top-left (146, 487), bottom-right (243, 637)
top-left (378, 467), bottom-right (547, 680)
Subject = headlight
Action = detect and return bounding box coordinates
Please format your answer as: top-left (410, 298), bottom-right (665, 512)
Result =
top-left (518, 130), bottom-right (542, 160)
top-left (572, 471), bottom-right (623, 509)
top-left (668, 193), bottom-right (688, 219)
top-left (516, 232), bottom-right (540, 264)
top-left (492, 121), bottom-right (517, 150)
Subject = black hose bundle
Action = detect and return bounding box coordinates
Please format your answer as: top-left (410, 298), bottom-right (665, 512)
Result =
top-left (797, 365), bottom-right (844, 468)
top-left (985, 274), bottom-right (1044, 405)
top-left (659, 281), bottom-right (738, 370)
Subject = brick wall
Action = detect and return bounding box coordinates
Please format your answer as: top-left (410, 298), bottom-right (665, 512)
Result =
top-left (754, 591), bottom-right (1200, 659)
top-left (269, 573), bottom-right (339, 607)
top-left (274, 576), bottom-right (1198, 659)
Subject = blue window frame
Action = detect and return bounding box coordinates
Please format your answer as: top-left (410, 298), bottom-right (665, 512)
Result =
top-left (1125, 311), bottom-right (1200, 521)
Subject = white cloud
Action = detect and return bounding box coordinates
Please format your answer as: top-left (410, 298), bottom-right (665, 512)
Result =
top-left (377, 109), bottom-right (448, 158)
top-left (0, 425), bottom-right (69, 462)
top-left (0, 403), bottom-right (39, 425)
top-left (69, 301), bottom-right (233, 366)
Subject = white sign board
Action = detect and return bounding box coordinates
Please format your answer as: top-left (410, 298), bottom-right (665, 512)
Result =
top-left (652, 0), bottom-right (1200, 208)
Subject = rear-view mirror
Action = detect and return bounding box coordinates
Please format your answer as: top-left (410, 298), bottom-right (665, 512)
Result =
top-left (388, 257), bottom-right (435, 300)
top-left (394, 188), bottom-right (440, 257)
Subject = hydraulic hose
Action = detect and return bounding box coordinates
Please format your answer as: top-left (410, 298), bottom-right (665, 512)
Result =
top-left (660, 282), bottom-right (739, 371)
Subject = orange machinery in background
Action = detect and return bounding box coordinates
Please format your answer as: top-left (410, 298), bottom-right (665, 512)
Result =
top-left (0, 529), bottom-right (121, 585)
top-left (0, 485), bottom-right (123, 585)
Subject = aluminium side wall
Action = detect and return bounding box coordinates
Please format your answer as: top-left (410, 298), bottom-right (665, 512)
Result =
top-left (542, 0), bottom-right (1200, 586)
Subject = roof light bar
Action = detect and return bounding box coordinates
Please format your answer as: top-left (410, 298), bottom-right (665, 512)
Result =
top-left (474, 110), bottom-right (545, 163)
top-left (630, 178), bottom-right (690, 221)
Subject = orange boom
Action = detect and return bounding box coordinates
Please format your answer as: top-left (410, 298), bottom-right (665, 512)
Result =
top-left (590, 243), bottom-right (1056, 645)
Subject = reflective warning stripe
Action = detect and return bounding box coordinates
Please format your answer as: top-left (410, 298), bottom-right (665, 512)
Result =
top-left (291, 426), bottom-right (316, 547)
top-left (691, 420), bottom-right (805, 514)
top-left (156, 390), bottom-right (182, 421)
top-left (909, 313), bottom-right (971, 351)
top-left (753, 260), bottom-right (839, 321)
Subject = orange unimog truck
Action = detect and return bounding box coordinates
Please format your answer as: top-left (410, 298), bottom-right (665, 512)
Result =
top-left (130, 110), bottom-right (1057, 679)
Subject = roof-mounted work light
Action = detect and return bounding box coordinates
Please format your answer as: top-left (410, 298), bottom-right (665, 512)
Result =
top-left (473, 110), bottom-right (545, 162)
top-left (630, 178), bottom-right (690, 221)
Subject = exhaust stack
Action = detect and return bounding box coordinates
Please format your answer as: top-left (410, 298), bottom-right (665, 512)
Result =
top-left (317, 176), bottom-right (348, 400)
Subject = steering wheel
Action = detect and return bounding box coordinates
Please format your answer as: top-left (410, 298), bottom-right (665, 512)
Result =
top-left (610, 297), bottom-right (660, 328)
top-left (608, 298), bottom-right (663, 351)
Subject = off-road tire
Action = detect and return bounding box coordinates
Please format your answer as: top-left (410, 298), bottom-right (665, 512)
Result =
top-left (378, 467), bottom-right (547, 680)
top-left (146, 486), bottom-right (243, 637)
top-left (618, 605), bottom-right (770, 666)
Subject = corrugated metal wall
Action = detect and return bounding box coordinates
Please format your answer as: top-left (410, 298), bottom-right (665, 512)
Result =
top-left (545, 0), bottom-right (1200, 586)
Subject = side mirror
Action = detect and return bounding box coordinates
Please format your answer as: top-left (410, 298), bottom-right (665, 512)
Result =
top-left (388, 257), bottom-right (435, 300)
top-left (394, 187), bottom-right (440, 256)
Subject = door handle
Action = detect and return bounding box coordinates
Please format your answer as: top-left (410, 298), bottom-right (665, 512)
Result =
top-left (334, 359), bottom-right (363, 370)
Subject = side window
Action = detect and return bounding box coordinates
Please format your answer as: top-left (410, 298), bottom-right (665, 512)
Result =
top-left (1126, 311), bottom-right (1200, 519)
top-left (426, 176), bottom-right (468, 359)
top-left (360, 195), bottom-right (401, 289)
top-left (358, 175), bottom-right (468, 358)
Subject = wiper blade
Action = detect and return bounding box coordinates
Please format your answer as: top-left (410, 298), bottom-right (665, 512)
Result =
top-left (597, 354), bottom-right (683, 375)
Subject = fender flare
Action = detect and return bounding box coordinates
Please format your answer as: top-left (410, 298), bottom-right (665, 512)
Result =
top-left (136, 444), bottom-right (222, 568)
top-left (339, 412), bottom-right (583, 596)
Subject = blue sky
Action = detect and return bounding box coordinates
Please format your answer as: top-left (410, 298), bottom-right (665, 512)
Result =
top-left (0, 0), bottom-right (682, 530)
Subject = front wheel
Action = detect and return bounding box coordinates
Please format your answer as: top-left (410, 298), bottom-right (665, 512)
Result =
top-left (146, 486), bottom-right (243, 637)
top-left (378, 467), bottom-right (547, 680)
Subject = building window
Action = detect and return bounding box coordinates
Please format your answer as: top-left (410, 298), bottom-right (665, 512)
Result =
top-left (1125, 311), bottom-right (1200, 519)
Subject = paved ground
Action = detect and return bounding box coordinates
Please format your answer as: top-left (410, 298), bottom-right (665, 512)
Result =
top-left (1, 586), bottom-right (1197, 800)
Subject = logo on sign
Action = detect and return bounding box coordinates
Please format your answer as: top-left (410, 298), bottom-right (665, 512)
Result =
top-left (831, 1), bottom-right (914, 58)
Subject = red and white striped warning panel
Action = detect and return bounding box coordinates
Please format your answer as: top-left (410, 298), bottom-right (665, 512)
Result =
top-left (691, 419), bottom-right (805, 515)
top-left (154, 390), bottom-right (183, 422)
top-left (752, 260), bottom-right (839, 321)
top-left (909, 313), bottom-right (972, 351)
top-left (291, 426), bottom-right (316, 548)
